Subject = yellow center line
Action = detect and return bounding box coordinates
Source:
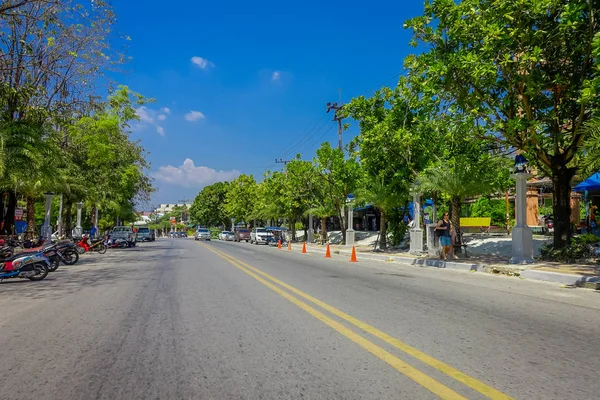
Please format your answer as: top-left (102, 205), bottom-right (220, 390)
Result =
top-left (204, 243), bottom-right (513, 400)
top-left (201, 243), bottom-right (467, 400)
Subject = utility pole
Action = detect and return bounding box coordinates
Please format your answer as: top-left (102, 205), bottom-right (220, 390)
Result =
top-left (326, 101), bottom-right (344, 151)
top-left (275, 158), bottom-right (291, 172)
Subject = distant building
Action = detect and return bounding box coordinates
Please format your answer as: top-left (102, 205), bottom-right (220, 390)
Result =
top-left (153, 203), bottom-right (192, 224)
top-left (153, 203), bottom-right (192, 215)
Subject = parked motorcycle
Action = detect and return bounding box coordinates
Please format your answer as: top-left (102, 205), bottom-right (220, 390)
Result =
top-left (0, 252), bottom-right (50, 282)
top-left (55, 242), bottom-right (80, 265)
top-left (76, 235), bottom-right (108, 254)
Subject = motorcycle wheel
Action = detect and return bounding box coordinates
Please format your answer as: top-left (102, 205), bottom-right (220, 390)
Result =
top-left (61, 249), bottom-right (80, 265)
top-left (97, 244), bottom-right (107, 254)
top-left (28, 263), bottom-right (49, 281)
top-left (48, 256), bottom-right (60, 272)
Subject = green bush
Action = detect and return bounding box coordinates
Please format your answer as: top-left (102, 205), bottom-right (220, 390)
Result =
top-left (539, 234), bottom-right (599, 263)
top-left (470, 197), bottom-right (513, 227)
top-left (388, 221), bottom-right (408, 247)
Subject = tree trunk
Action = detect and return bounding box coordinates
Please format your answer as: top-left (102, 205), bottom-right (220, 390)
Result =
top-left (64, 200), bottom-right (73, 238)
top-left (0, 193), bottom-right (4, 231)
top-left (450, 196), bottom-right (462, 253)
top-left (90, 205), bottom-right (96, 228)
top-left (551, 166), bottom-right (576, 248)
top-left (291, 218), bottom-right (296, 241)
top-left (321, 217), bottom-right (327, 244)
top-left (26, 196), bottom-right (36, 239)
top-left (379, 209), bottom-right (387, 250)
top-left (2, 192), bottom-right (17, 235)
top-left (303, 217), bottom-right (308, 242)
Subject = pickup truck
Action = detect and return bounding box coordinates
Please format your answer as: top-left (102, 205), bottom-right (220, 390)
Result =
top-left (136, 227), bottom-right (155, 242)
top-left (234, 228), bottom-right (250, 242)
top-left (111, 226), bottom-right (136, 247)
top-left (250, 227), bottom-right (270, 245)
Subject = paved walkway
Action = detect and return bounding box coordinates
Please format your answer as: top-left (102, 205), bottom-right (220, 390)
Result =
top-left (302, 242), bottom-right (600, 288)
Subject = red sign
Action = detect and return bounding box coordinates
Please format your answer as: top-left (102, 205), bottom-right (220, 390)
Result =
top-left (14, 208), bottom-right (23, 221)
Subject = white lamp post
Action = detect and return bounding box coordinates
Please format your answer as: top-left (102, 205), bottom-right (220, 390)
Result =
top-left (41, 192), bottom-right (54, 242)
top-left (94, 207), bottom-right (99, 238)
top-left (57, 194), bottom-right (63, 239)
top-left (73, 201), bottom-right (83, 238)
top-left (409, 185), bottom-right (424, 254)
top-left (345, 194), bottom-right (355, 246)
top-left (510, 154), bottom-right (535, 264)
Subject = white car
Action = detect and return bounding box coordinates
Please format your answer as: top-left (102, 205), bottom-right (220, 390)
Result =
top-left (194, 228), bottom-right (211, 241)
top-left (218, 231), bottom-right (234, 241)
top-left (250, 227), bottom-right (270, 245)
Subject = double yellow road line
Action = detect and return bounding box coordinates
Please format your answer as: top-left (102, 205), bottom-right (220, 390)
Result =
top-left (201, 243), bottom-right (512, 400)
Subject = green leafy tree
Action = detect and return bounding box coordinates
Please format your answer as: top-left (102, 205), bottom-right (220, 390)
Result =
top-left (314, 143), bottom-right (364, 245)
top-left (405, 0), bottom-right (600, 246)
top-left (225, 174), bottom-right (257, 224)
top-left (190, 182), bottom-right (231, 228)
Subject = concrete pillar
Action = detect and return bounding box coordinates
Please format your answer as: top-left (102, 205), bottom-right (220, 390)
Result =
top-left (73, 201), bottom-right (83, 238)
top-left (57, 194), bottom-right (63, 239)
top-left (346, 201), bottom-right (355, 246)
top-left (510, 173), bottom-right (534, 264)
top-left (41, 192), bottom-right (54, 241)
top-left (526, 188), bottom-right (539, 226)
top-left (409, 190), bottom-right (424, 254)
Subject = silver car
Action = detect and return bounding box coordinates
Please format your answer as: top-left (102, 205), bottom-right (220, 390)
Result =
top-left (194, 228), bottom-right (211, 241)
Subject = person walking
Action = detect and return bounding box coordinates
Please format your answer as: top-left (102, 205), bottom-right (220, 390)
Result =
top-left (436, 212), bottom-right (453, 260)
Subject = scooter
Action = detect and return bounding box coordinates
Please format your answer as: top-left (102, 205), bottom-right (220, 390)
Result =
top-left (0, 252), bottom-right (50, 282)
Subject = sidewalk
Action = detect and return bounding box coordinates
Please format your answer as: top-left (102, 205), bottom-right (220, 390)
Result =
top-left (302, 243), bottom-right (600, 289)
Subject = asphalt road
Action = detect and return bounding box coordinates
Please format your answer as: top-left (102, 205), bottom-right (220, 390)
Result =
top-left (1, 238), bottom-right (599, 400)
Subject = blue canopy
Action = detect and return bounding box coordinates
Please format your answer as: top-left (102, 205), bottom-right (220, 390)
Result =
top-left (574, 172), bottom-right (600, 192)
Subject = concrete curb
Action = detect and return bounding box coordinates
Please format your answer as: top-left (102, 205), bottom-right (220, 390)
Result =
top-left (520, 270), bottom-right (600, 287)
top-left (302, 245), bottom-right (600, 288)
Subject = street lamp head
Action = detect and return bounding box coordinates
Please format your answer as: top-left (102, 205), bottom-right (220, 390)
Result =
top-left (44, 191), bottom-right (55, 196)
top-left (514, 154), bottom-right (529, 174)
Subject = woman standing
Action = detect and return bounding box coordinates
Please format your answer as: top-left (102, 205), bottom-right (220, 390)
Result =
top-left (436, 212), bottom-right (453, 260)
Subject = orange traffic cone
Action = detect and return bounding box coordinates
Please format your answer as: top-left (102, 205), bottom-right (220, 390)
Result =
top-left (350, 246), bottom-right (358, 262)
top-left (287, 241), bottom-right (292, 251)
top-left (277, 240), bottom-right (282, 249)
top-left (325, 243), bottom-right (331, 258)
top-left (302, 242), bottom-right (307, 254)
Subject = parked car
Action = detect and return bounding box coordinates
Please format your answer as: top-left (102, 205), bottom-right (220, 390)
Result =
top-left (250, 227), bottom-right (270, 245)
top-left (194, 228), bottom-right (211, 241)
top-left (218, 231), bottom-right (234, 241)
top-left (136, 227), bottom-right (155, 242)
top-left (234, 228), bottom-right (250, 242)
top-left (111, 226), bottom-right (136, 247)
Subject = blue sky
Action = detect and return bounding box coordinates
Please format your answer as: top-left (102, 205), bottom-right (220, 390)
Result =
top-left (112, 0), bottom-right (426, 208)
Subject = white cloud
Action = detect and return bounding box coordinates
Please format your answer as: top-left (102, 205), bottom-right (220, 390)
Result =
top-left (184, 110), bottom-right (206, 122)
top-left (135, 106), bottom-right (154, 124)
top-left (191, 56), bottom-right (214, 69)
top-left (161, 107), bottom-right (171, 114)
top-left (153, 158), bottom-right (240, 188)
top-left (134, 106), bottom-right (169, 136)
top-left (272, 71), bottom-right (281, 81)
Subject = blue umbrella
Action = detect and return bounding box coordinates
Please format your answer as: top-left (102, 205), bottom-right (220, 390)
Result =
top-left (574, 172), bottom-right (600, 192)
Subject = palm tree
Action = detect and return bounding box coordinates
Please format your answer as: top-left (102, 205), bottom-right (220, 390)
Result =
top-left (581, 117), bottom-right (600, 177)
top-left (418, 155), bottom-right (511, 240)
top-left (306, 203), bottom-right (336, 244)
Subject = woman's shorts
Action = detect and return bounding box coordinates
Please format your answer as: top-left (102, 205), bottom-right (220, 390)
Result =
top-left (440, 236), bottom-right (452, 246)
